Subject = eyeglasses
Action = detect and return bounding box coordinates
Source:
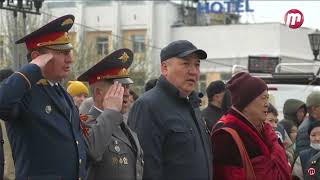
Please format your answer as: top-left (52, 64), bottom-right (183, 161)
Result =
top-left (122, 84), bottom-right (130, 89)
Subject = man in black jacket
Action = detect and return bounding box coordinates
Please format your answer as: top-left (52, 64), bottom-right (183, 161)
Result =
top-left (202, 80), bottom-right (230, 130)
top-left (128, 40), bottom-right (213, 180)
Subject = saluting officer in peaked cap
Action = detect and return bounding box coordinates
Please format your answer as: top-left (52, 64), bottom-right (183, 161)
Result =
top-left (16, 14), bottom-right (74, 61)
top-left (0, 14), bottom-right (87, 179)
top-left (78, 49), bottom-right (144, 180)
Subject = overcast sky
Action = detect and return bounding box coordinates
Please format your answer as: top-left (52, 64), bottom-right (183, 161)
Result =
top-left (41, 0), bottom-right (320, 29)
top-left (240, 1), bottom-right (320, 29)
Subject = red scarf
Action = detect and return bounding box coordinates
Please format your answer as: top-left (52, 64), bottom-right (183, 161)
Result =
top-left (219, 114), bottom-right (270, 156)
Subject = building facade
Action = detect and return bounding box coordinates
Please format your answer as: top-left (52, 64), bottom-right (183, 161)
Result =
top-left (0, 1), bottom-right (316, 95)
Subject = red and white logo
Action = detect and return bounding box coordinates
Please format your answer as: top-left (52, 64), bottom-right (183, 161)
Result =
top-left (308, 167), bottom-right (316, 176)
top-left (284, 9), bottom-right (304, 29)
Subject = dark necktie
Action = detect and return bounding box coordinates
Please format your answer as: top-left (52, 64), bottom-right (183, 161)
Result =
top-left (54, 84), bottom-right (64, 97)
top-left (120, 123), bottom-right (137, 154)
top-left (54, 84), bottom-right (71, 119)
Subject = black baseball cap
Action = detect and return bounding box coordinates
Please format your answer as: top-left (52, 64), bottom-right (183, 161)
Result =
top-left (308, 120), bottom-right (320, 135)
top-left (160, 40), bottom-right (207, 62)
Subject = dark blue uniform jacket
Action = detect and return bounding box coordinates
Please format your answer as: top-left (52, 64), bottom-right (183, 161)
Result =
top-left (0, 64), bottom-right (86, 180)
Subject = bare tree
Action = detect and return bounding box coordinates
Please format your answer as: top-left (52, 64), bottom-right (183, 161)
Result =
top-left (69, 32), bottom-right (103, 81)
top-left (70, 33), bottom-right (157, 95)
top-left (1, 11), bottom-right (41, 70)
top-left (122, 38), bottom-right (157, 94)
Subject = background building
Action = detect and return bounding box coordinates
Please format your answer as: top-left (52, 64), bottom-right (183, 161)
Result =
top-left (0, 0), bottom-right (316, 94)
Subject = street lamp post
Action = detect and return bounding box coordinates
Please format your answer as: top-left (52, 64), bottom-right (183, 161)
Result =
top-left (0, 0), bottom-right (44, 69)
top-left (0, 0), bottom-right (44, 15)
top-left (308, 29), bottom-right (320, 61)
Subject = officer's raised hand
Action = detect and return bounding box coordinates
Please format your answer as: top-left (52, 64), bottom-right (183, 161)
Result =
top-left (30, 53), bottom-right (53, 77)
top-left (103, 81), bottom-right (124, 112)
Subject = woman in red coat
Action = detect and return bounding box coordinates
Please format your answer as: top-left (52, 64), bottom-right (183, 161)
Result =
top-left (211, 72), bottom-right (291, 180)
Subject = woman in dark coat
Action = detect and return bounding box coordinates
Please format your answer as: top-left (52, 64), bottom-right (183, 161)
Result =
top-left (211, 72), bottom-right (291, 180)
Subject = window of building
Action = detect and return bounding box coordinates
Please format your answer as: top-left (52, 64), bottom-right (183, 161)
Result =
top-left (131, 34), bottom-right (145, 53)
top-left (220, 72), bottom-right (232, 81)
top-left (197, 74), bottom-right (207, 93)
top-left (96, 37), bottom-right (108, 55)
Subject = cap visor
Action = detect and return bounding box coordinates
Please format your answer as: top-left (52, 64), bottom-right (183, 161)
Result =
top-left (113, 78), bottom-right (134, 85)
top-left (45, 43), bottom-right (73, 50)
top-left (177, 49), bottom-right (207, 60)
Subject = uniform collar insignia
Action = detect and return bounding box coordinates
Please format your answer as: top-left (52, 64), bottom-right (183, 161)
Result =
top-left (36, 79), bottom-right (49, 86)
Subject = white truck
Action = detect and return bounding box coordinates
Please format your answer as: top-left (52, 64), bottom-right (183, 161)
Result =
top-left (232, 62), bottom-right (320, 120)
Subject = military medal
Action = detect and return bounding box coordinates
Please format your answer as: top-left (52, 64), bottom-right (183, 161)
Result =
top-left (112, 157), bottom-right (118, 165)
top-left (119, 157), bottom-right (123, 164)
top-left (45, 105), bottom-right (52, 114)
top-left (115, 145), bottom-right (120, 152)
top-left (123, 157), bottom-right (128, 165)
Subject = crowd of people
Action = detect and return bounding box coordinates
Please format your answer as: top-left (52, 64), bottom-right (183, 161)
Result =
top-left (0, 14), bottom-right (319, 180)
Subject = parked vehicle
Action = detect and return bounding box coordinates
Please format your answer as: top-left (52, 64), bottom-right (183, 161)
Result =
top-left (232, 61), bottom-right (320, 119)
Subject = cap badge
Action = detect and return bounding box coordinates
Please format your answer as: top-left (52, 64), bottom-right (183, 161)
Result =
top-left (61, 18), bottom-right (73, 26)
top-left (118, 52), bottom-right (129, 63)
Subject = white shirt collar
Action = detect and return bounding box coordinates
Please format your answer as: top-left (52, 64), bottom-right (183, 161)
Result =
top-left (47, 80), bottom-right (58, 87)
top-left (94, 106), bottom-right (103, 113)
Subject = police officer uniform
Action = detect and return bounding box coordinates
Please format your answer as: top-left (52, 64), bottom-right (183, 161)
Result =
top-left (0, 15), bottom-right (86, 179)
top-left (78, 49), bottom-right (143, 180)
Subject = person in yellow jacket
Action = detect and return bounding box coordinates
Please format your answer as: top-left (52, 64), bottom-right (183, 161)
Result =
top-left (67, 81), bottom-right (89, 108)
